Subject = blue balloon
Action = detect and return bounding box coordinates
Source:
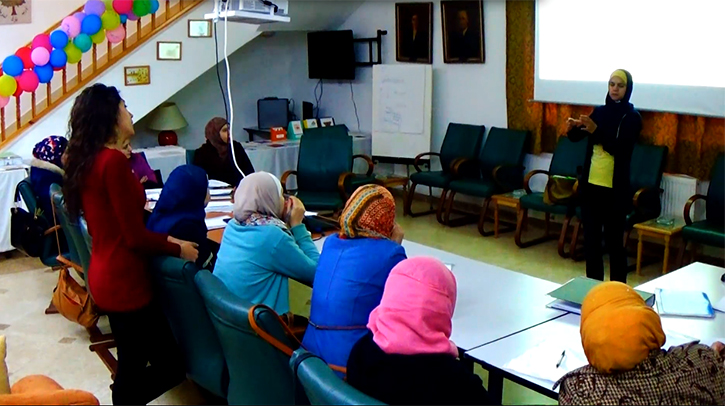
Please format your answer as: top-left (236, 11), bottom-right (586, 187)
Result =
top-left (50, 30), bottom-right (69, 49)
top-left (2, 55), bottom-right (23, 77)
top-left (74, 34), bottom-right (93, 53)
top-left (120, 14), bottom-right (128, 24)
top-left (34, 64), bottom-right (54, 84)
top-left (81, 14), bottom-right (102, 35)
top-left (49, 49), bottom-right (68, 68)
top-left (150, 0), bottom-right (160, 14)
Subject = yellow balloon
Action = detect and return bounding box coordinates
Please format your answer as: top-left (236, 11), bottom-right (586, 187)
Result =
top-left (65, 43), bottom-right (82, 64)
top-left (0, 75), bottom-right (17, 98)
top-left (91, 29), bottom-right (106, 44)
top-left (103, 0), bottom-right (114, 10)
top-left (101, 10), bottom-right (120, 31)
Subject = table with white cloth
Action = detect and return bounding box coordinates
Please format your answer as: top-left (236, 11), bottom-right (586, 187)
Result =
top-left (135, 145), bottom-right (187, 183)
top-left (0, 166), bottom-right (30, 253)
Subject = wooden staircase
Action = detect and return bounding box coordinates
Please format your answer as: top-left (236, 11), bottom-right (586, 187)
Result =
top-left (0, 0), bottom-right (203, 151)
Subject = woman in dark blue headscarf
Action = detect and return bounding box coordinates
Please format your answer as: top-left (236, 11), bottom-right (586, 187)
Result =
top-left (30, 135), bottom-right (68, 216)
top-left (147, 164), bottom-right (218, 269)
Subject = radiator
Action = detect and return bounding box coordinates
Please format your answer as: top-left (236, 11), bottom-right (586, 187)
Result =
top-left (660, 173), bottom-right (704, 222)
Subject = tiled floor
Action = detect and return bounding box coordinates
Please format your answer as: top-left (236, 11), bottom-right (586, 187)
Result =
top-left (0, 199), bottom-right (674, 405)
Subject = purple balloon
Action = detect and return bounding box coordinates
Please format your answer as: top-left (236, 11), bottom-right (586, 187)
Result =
top-left (126, 10), bottom-right (138, 21)
top-left (73, 11), bottom-right (86, 22)
top-left (84, 0), bottom-right (106, 16)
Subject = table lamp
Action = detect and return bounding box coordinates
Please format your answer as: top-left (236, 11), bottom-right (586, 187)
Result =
top-left (147, 102), bottom-right (188, 146)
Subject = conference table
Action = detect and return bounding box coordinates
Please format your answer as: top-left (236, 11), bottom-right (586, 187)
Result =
top-left (465, 261), bottom-right (725, 402)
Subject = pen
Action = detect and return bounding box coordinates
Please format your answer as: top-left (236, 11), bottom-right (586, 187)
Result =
top-left (555, 350), bottom-right (566, 369)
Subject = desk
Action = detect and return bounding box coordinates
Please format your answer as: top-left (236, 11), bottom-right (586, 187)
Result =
top-left (135, 146), bottom-right (186, 183)
top-left (0, 166), bottom-right (28, 253)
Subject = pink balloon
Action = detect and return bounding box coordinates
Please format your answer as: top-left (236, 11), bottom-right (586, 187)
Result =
top-left (31, 34), bottom-right (52, 51)
top-left (112, 0), bottom-right (133, 14)
top-left (61, 16), bottom-right (82, 38)
top-left (106, 24), bottom-right (125, 43)
top-left (17, 70), bottom-right (39, 93)
top-left (0, 96), bottom-right (8, 109)
top-left (30, 48), bottom-right (50, 66)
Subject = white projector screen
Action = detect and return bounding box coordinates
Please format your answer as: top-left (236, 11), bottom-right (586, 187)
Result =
top-left (535, 0), bottom-right (725, 117)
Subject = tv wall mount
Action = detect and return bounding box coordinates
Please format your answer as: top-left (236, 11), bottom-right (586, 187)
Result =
top-left (354, 30), bottom-right (387, 67)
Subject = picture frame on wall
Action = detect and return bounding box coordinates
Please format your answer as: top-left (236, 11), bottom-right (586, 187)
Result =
top-left (0, 0), bottom-right (31, 25)
top-left (124, 65), bottom-right (151, 86)
top-left (188, 19), bottom-right (212, 37)
top-left (395, 2), bottom-right (433, 64)
top-left (441, 0), bottom-right (485, 64)
top-left (157, 41), bottom-right (182, 61)
top-left (320, 117), bottom-right (335, 127)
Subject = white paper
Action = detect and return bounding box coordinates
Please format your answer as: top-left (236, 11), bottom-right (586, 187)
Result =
top-left (209, 188), bottom-right (233, 197)
top-left (712, 296), bottom-right (725, 313)
top-left (205, 201), bottom-right (234, 213)
top-left (205, 215), bottom-right (231, 230)
top-left (304, 211), bottom-right (318, 217)
top-left (208, 179), bottom-right (232, 188)
top-left (656, 288), bottom-right (714, 317)
top-left (503, 335), bottom-right (588, 384)
top-left (145, 188), bottom-right (163, 201)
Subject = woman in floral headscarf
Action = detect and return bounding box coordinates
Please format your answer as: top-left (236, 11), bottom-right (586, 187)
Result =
top-left (30, 135), bottom-right (68, 216)
top-left (302, 185), bottom-right (406, 373)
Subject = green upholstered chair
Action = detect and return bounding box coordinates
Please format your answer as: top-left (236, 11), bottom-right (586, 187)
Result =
top-left (282, 125), bottom-right (375, 212)
top-left (443, 127), bottom-right (529, 236)
top-left (568, 144), bottom-right (668, 261)
top-left (290, 349), bottom-right (386, 405)
top-left (678, 153), bottom-right (725, 263)
top-left (185, 149), bottom-right (195, 165)
top-left (15, 178), bottom-right (67, 268)
top-left (195, 270), bottom-right (298, 405)
top-left (404, 123), bottom-right (486, 222)
top-left (515, 136), bottom-right (588, 257)
top-left (150, 257), bottom-right (228, 400)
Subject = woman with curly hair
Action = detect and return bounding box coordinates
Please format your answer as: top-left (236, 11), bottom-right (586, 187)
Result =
top-left (63, 83), bottom-right (198, 405)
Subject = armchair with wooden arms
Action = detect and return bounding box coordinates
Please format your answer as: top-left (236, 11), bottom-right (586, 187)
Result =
top-left (677, 153), bottom-right (725, 265)
top-left (515, 136), bottom-right (588, 257)
top-left (403, 123), bottom-right (486, 222)
top-left (443, 127), bottom-right (529, 236)
top-left (281, 125), bottom-right (375, 213)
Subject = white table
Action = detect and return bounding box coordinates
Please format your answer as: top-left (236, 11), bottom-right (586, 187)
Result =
top-left (0, 166), bottom-right (29, 253)
top-left (135, 145), bottom-right (187, 183)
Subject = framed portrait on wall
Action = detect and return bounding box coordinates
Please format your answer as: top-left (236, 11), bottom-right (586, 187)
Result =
top-left (395, 2), bottom-right (433, 64)
top-left (441, 0), bottom-right (485, 63)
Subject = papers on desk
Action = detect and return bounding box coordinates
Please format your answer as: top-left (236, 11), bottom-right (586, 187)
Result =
top-left (206, 201), bottom-right (234, 213)
top-left (546, 277), bottom-right (654, 315)
top-left (208, 179), bottom-right (232, 188)
top-left (711, 296), bottom-right (725, 313)
top-left (655, 288), bottom-right (715, 318)
top-left (503, 335), bottom-right (588, 385)
top-left (209, 188), bottom-right (233, 197)
top-left (304, 211), bottom-right (318, 217)
top-left (205, 215), bottom-right (231, 230)
top-left (145, 188), bottom-right (163, 201)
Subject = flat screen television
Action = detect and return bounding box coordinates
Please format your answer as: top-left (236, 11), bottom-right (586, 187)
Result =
top-left (307, 30), bottom-right (356, 80)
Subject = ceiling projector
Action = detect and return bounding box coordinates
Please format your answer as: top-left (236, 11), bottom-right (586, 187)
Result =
top-left (205, 0), bottom-right (291, 24)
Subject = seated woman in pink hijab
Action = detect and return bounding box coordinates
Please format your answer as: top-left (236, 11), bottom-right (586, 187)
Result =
top-left (120, 140), bottom-right (161, 189)
top-left (346, 257), bottom-right (490, 405)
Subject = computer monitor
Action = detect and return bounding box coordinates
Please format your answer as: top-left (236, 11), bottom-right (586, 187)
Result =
top-left (257, 98), bottom-right (289, 129)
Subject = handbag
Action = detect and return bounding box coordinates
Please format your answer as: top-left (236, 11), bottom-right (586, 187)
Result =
top-left (10, 187), bottom-right (48, 258)
top-left (543, 175), bottom-right (577, 205)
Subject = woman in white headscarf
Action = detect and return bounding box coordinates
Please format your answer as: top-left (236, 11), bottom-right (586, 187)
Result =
top-left (213, 172), bottom-right (319, 316)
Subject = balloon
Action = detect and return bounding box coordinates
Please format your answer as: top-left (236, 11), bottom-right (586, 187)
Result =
top-left (112, 0), bottom-right (133, 14)
top-left (50, 30), bottom-right (69, 49)
top-left (49, 49), bottom-right (68, 68)
top-left (149, 0), bottom-right (159, 14)
top-left (0, 75), bottom-right (17, 97)
top-left (61, 16), bottom-right (82, 38)
top-left (30, 48), bottom-right (50, 66)
top-left (101, 10), bottom-right (120, 30)
top-left (104, 0), bottom-right (114, 10)
top-left (17, 70), bottom-right (39, 93)
top-left (13, 85), bottom-right (22, 98)
top-left (64, 43), bottom-right (82, 64)
top-left (73, 11), bottom-right (86, 22)
top-left (106, 24), bottom-right (125, 43)
top-left (0, 96), bottom-right (8, 109)
top-left (119, 14), bottom-right (128, 24)
top-left (31, 34), bottom-right (52, 51)
top-left (74, 33), bottom-right (93, 53)
top-left (15, 47), bottom-right (33, 69)
top-left (81, 14), bottom-right (102, 35)
top-left (84, 0), bottom-right (106, 16)
top-left (126, 10), bottom-right (138, 21)
top-left (91, 29), bottom-right (106, 44)
top-left (2, 56), bottom-right (23, 77)
top-left (34, 64), bottom-right (54, 84)
top-left (53, 66), bottom-right (64, 72)
top-left (132, 0), bottom-right (151, 17)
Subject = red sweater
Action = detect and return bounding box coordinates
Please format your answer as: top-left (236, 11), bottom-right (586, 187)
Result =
top-left (82, 148), bottom-right (180, 312)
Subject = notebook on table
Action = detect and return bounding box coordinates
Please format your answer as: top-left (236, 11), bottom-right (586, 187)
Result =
top-left (655, 288), bottom-right (715, 318)
top-left (546, 276), bottom-right (655, 314)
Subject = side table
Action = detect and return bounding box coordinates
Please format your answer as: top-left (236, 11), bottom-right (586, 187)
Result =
top-left (491, 190), bottom-right (524, 238)
top-left (633, 218), bottom-right (685, 275)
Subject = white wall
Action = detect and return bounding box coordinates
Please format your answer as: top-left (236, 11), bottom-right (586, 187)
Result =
top-left (2, 5), bottom-right (260, 158)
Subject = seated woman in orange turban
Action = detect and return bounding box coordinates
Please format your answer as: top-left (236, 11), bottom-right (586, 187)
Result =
top-left (555, 282), bottom-right (725, 405)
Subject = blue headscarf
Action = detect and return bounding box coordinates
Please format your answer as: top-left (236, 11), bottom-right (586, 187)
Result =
top-left (32, 136), bottom-right (68, 167)
top-left (147, 165), bottom-right (209, 234)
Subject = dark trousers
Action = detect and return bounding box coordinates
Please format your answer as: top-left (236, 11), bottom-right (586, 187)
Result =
top-left (581, 184), bottom-right (628, 283)
top-left (107, 302), bottom-right (186, 405)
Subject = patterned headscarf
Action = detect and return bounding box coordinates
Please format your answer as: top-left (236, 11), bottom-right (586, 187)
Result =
top-left (205, 117), bottom-right (230, 159)
top-left (339, 185), bottom-right (396, 239)
top-left (32, 136), bottom-right (68, 167)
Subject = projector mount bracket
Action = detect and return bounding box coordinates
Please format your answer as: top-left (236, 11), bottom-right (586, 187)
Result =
top-left (354, 29), bottom-right (387, 67)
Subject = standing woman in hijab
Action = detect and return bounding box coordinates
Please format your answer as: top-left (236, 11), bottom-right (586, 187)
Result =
top-left (29, 135), bottom-right (68, 216)
top-left (567, 69), bottom-right (642, 283)
top-left (193, 117), bottom-right (255, 186)
top-left (347, 257), bottom-right (490, 405)
top-left (302, 185), bottom-right (406, 373)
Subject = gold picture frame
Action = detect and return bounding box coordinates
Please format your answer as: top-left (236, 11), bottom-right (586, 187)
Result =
top-left (124, 65), bottom-right (151, 86)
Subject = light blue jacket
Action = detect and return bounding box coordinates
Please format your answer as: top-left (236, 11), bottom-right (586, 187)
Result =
top-left (213, 220), bottom-right (319, 315)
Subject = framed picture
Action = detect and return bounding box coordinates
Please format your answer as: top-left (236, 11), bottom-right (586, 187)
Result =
top-left (303, 118), bottom-right (319, 129)
top-left (188, 19), bottom-right (212, 38)
top-left (157, 41), bottom-right (182, 61)
top-left (0, 0), bottom-right (31, 25)
top-left (395, 3), bottom-right (433, 64)
top-left (320, 117), bottom-right (335, 127)
top-left (124, 65), bottom-right (150, 86)
top-left (441, 0), bottom-right (485, 63)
